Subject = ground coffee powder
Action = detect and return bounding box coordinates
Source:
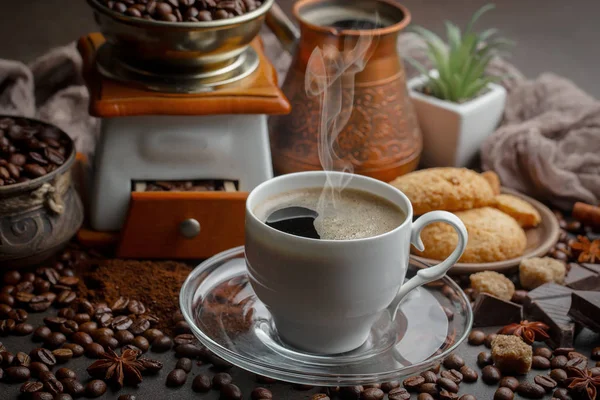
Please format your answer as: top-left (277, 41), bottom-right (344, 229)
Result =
top-left (77, 260), bottom-right (192, 334)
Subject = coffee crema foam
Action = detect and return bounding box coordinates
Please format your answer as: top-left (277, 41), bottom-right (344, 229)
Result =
top-left (255, 188), bottom-right (405, 240)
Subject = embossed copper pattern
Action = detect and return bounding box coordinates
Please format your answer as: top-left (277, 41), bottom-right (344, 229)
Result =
top-left (269, 0), bottom-right (422, 182)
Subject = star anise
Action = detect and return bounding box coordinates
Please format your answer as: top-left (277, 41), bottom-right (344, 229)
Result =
top-left (498, 320), bottom-right (550, 345)
top-left (566, 367), bottom-right (600, 400)
top-left (87, 348), bottom-right (150, 388)
top-left (571, 236), bottom-right (600, 264)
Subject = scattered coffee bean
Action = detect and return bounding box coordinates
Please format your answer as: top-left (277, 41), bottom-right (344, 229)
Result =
top-left (52, 348), bottom-right (73, 363)
top-left (13, 322), bottom-right (33, 336)
top-left (443, 354), bottom-right (465, 370)
top-left (459, 365), bottom-right (478, 382)
top-left (5, 365), bottom-right (31, 382)
top-left (532, 355), bottom-right (551, 369)
top-left (417, 394), bottom-right (434, 400)
top-left (30, 348), bottom-right (56, 366)
top-left (438, 389), bottom-right (458, 400)
top-left (482, 365), bottom-right (501, 384)
top-left (553, 348), bottom-right (575, 356)
top-left (86, 379), bottom-right (107, 398)
top-left (132, 336), bottom-right (150, 352)
top-left (552, 388), bottom-right (571, 400)
top-left (551, 355), bottom-right (568, 369)
top-left (534, 374), bottom-right (557, 392)
top-left (420, 371), bottom-right (438, 383)
top-left (441, 369), bottom-right (463, 384)
top-left (29, 362), bottom-right (50, 377)
top-left (44, 332), bottom-right (66, 349)
top-left (166, 369), bottom-right (187, 387)
top-left (516, 382), bottom-right (545, 398)
top-left (418, 383), bottom-right (438, 397)
top-left (43, 376), bottom-right (64, 395)
top-left (62, 343), bottom-right (84, 358)
top-left (213, 372), bottom-right (233, 388)
top-left (209, 354), bottom-right (233, 369)
top-left (477, 351), bottom-right (493, 367)
top-left (251, 387), bottom-right (273, 400)
top-left (97, 335), bottom-right (119, 350)
top-left (565, 356), bottom-right (587, 369)
top-left (56, 367), bottom-right (77, 381)
top-left (340, 386), bottom-right (363, 400)
top-left (494, 387), bottom-right (514, 400)
top-left (115, 330), bottom-right (135, 346)
top-left (20, 380), bottom-right (44, 393)
top-left (190, 374), bottom-right (211, 392)
top-left (468, 330), bottom-right (486, 346)
top-left (485, 333), bottom-right (497, 348)
top-left (221, 383), bottom-right (243, 400)
top-left (174, 343), bottom-right (204, 358)
top-left (55, 394), bottom-right (73, 400)
top-left (381, 381), bottom-right (400, 392)
top-left (173, 333), bottom-right (196, 346)
top-left (428, 363), bottom-right (441, 374)
top-left (78, 322), bottom-right (98, 334)
top-left (550, 368), bottom-right (568, 386)
top-left (533, 347), bottom-right (553, 359)
top-left (61, 378), bottom-right (85, 397)
top-left (388, 388), bottom-right (411, 400)
top-left (499, 376), bottom-right (519, 391)
top-left (361, 388), bottom-right (384, 400)
top-left (175, 357), bottom-right (192, 373)
top-left (85, 343), bottom-right (105, 359)
top-left (152, 335), bottom-right (173, 352)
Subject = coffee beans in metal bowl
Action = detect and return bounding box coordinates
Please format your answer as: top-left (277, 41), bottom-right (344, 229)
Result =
top-left (95, 0), bottom-right (265, 22)
top-left (0, 117), bottom-right (72, 186)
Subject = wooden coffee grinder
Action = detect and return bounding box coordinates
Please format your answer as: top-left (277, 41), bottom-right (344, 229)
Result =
top-left (77, 0), bottom-right (289, 259)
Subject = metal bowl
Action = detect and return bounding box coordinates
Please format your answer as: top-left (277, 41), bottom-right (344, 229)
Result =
top-left (0, 117), bottom-right (83, 269)
top-left (87, 0), bottom-right (275, 73)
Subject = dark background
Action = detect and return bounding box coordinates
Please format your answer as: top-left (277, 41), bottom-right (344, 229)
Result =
top-left (0, 0), bottom-right (599, 98)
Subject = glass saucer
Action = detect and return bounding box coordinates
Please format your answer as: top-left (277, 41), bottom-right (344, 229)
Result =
top-left (180, 246), bottom-right (473, 386)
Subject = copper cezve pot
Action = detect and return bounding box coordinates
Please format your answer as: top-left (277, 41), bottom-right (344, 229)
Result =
top-left (266, 0), bottom-right (422, 182)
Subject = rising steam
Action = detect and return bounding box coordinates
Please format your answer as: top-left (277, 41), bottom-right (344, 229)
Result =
top-left (304, 21), bottom-right (377, 217)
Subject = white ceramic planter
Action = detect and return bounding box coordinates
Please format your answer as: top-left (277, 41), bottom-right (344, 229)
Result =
top-left (408, 73), bottom-right (507, 168)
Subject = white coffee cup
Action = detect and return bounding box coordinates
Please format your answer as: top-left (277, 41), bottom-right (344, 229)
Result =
top-left (245, 171), bottom-right (468, 354)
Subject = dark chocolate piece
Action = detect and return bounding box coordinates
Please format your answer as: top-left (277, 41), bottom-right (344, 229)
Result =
top-left (524, 284), bottom-right (577, 348)
top-left (568, 291), bottom-right (600, 333)
top-left (565, 263), bottom-right (600, 290)
top-left (524, 283), bottom-right (573, 308)
top-left (472, 293), bottom-right (522, 327)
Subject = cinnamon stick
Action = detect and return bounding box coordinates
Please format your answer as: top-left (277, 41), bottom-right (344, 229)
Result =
top-left (572, 202), bottom-right (600, 229)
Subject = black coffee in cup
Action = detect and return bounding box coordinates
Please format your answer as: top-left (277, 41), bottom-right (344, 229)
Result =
top-left (257, 188), bottom-right (405, 240)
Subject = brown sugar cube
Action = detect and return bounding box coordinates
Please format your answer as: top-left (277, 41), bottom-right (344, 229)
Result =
top-left (491, 334), bottom-right (532, 375)
top-left (470, 271), bottom-right (515, 301)
top-left (493, 194), bottom-right (541, 228)
top-left (519, 257), bottom-right (566, 290)
top-left (482, 171), bottom-right (501, 196)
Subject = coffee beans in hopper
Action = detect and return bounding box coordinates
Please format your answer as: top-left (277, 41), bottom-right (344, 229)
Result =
top-left (97, 0), bottom-right (265, 22)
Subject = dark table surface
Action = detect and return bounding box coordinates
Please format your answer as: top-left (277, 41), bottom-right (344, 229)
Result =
top-left (0, 304), bottom-right (598, 400)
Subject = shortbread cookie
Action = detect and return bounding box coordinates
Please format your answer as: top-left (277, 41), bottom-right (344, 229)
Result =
top-left (493, 194), bottom-right (541, 228)
top-left (470, 271), bottom-right (516, 301)
top-left (519, 257), bottom-right (566, 290)
top-left (482, 171), bottom-right (502, 195)
top-left (413, 207), bottom-right (527, 263)
top-left (390, 168), bottom-right (495, 215)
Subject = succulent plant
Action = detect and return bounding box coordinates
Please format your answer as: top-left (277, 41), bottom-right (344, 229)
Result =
top-left (409, 4), bottom-right (513, 103)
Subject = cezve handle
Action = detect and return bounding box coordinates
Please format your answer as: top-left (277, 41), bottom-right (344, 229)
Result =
top-left (388, 211), bottom-right (468, 320)
top-left (265, 1), bottom-right (300, 54)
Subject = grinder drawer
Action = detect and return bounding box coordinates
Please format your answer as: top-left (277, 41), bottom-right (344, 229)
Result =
top-left (117, 191), bottom-right (247, 259)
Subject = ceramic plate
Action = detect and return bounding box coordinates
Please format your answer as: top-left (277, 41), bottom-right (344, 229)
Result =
top-left (180, 246), bottom-right (473, 386)
top-left (411, 188), bottom-right (561, 274)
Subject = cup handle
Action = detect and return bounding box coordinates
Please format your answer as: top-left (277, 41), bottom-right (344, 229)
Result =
top-left (388, 211), bottom-right (468, 320)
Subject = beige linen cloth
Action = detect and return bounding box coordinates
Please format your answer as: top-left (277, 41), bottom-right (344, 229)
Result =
top-left (0, 31), bottom-right (597, 210)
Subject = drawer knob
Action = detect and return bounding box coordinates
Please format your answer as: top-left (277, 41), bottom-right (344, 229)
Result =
top-left (179, 219), bottom-right (201, 239)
